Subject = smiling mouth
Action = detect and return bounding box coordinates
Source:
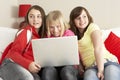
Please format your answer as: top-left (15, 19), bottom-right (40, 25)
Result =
top-left (33, 23), bottom-right (39, 25)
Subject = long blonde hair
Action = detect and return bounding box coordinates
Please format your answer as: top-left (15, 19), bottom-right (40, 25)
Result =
top-left (46, 10), bottom-right (70, 37)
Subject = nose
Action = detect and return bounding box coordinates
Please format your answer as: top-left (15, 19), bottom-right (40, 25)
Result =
top-left (80, 18), bottom-right (84, 24)
top-left (54, 27), bottom-right (58, 32)
top-left (80, 17), bottom-right (83, 22)
top-left (33, 16), bottom-right (37, 21)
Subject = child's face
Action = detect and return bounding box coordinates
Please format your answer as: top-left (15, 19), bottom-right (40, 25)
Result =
top-left (74, 10), bottom-right (89, 30)
top-left (28, 9), bottom-right (42, 29)
top-left (49, 23), bottom-right (61, 37)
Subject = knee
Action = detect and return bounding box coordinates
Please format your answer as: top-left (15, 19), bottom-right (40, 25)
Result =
top-left (85, 69), bottom-right (95, 75)
top-left (104, 64), bottom-right (120, 80)
top-left (105, 64), bottom-right (120, 73)
top-left (42, 67), bottom-right (57, 75)
top-left (61, 66), bottom-right (78, 80)
top-left (105, 65), bottom-right (120, 72)
top-left (42, 67), bottom-right (58, 80)
top-left (61, 66), bottom-right (74, 74)
top-left (21, 72), bottom-right (34, 80)
top-left (84, 69), bottom-right (98, 79)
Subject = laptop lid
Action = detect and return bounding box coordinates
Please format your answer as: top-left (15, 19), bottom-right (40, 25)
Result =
top-left (32, 36), bottom-right (79, 67)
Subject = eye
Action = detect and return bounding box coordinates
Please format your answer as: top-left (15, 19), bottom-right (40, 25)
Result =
top-left (83, 15), bottom-right (87, 18)
top-left (37, 15), bottom-right (42, 18)
top-left (56, 25), bottom-right (60, 28)
top-left (29, 15), bottom-right (34, 18)
top-left (76, 17), bottom-right (81, 20)
top-left (50, 26), bottom-right (54, 29)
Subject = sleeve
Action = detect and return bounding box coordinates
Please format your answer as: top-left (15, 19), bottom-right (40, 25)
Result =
top-left (88, 23), bottom-right (100, 34)
top-left (5, 27), bottom-right (32, 69)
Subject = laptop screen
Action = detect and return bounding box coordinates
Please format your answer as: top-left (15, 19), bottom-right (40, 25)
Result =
top-left (32, 36), bottom-right (79, 67)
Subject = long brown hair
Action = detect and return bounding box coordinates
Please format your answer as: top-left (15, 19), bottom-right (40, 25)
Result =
top-left (25, 5), bottom-right (46, 38)
top-left (69, 6), bottom-right (93, 40)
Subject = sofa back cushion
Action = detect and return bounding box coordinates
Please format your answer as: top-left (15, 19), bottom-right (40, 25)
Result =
top-left (0, 27), bottom-right (18, 57)
top-left (102, 27), bottom-right (120, 41)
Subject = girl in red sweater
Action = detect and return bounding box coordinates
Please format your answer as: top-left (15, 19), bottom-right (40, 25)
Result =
top-left (0, 5), bottom-right (46, 80)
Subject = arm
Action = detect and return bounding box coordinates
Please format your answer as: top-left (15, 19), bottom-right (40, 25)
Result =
top-left (91, 30), bottom-right (104, 80)
top-left (6, 27), bottom-right (32, 69)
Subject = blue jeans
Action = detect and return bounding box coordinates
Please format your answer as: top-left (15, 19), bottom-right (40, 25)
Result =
top-left (84, 61), bottom-right (120, 80)
top-left (41, 66), bottom-right (81, 80)
top-left (0, 58), bottom-right (40, 80)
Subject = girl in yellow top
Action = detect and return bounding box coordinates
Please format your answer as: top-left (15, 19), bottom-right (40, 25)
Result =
top-left (69, 6), bottom-right (120, 80)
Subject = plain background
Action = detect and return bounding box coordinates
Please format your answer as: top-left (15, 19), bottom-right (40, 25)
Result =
top-left (0, 0), bottom-right (120, 29)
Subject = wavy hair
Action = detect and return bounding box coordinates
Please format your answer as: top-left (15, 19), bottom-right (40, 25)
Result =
top-left (69, 6), bottom-right (93, 39)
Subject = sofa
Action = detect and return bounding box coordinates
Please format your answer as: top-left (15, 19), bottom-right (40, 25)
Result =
top-left (0, 27), bottom-right (18, 57)
top-left (0, 26), bottom-right (120, 62)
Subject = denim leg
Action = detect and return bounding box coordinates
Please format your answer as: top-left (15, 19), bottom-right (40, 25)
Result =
top-left (32, 73), bottom-right (41, 80)
top-left (0, 77), bottom-right (3, 80)
top-left (104, 63), bottom-right (120, 80)
top-left (42, 67), bottom-right (58, 80)
top-left (0, 59), bottom-right (36, 80)
top-left (60, 66), bottom-right (79, 80)
top-left (84, 68), bottom-right (99, 80)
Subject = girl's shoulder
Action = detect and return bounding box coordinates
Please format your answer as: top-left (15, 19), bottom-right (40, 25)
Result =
top-left (89, 23), bottom-right (100, 29)
top-left (63, 29), bottom-right (75, 36)
top-left (16, 25), bottom-right (32, 36)
top-left (87, 23), bottom-right (100, 33)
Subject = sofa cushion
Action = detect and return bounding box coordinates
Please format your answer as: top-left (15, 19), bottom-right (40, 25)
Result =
top-left (0, 27), bottom-right (18, 57)
top-left (102, 27), bottom-right (120, 41)
top-left (104, 31), bottom-right (120, 63)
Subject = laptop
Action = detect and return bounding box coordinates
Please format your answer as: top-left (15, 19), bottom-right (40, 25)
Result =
top-left (32, 36), bottom-right (79, 67)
